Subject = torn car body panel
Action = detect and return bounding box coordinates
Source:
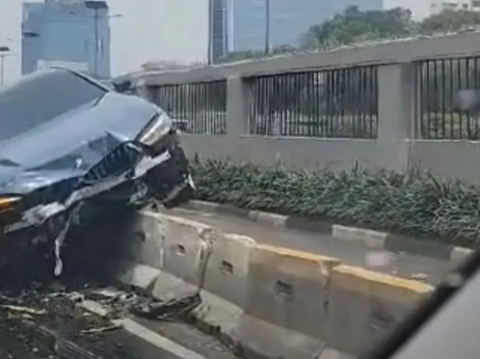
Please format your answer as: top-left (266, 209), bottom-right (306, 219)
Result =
top-left (0, 68), bottom-right (194, 271)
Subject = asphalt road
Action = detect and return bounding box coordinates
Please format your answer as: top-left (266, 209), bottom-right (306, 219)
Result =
top-left (164, 207), bottom-right (456, 286)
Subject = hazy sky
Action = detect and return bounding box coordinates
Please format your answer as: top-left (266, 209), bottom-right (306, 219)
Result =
top-left (383, 0), bottom-right (430, 20)
top-left (0, 0), bottom-right (426, 85)
top-left (0, 0), bottom-right (207, 84)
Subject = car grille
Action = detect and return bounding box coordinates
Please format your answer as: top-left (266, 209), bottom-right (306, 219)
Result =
top-left (83, 143), bottom-right (141, 184)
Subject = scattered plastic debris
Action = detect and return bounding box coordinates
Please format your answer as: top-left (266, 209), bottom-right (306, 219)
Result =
top-left (411, 273), bottom-right (428, 281)
top-left (366, 251), bottom-right (393, 268)
top-left (0, 304), bottom-right (46, 316)
top-left (0, 278), bottom-right (139, 358)
top-left (81, 324), bottom-right (122, 335)
top-left (54, 203), bottom-right (83, 278)
top-left (130, 293), bottom-right (202, 320)
top-left (78, 300), bottom-right (112, 318)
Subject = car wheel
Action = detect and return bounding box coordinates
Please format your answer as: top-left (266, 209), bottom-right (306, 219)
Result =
top-left (163, 184), bottom-right (194, 209)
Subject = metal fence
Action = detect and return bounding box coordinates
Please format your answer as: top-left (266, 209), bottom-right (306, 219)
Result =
top-left (415, 57), bottom-right (480, 140)
top-left (246, 66), bottom-right (379, 138)
top-left (155, 81), bottom-right (227, 134)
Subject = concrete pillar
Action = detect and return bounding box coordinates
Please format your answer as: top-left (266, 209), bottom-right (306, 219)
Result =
top-left (377, 63), bottom-right (415, 171)
top-left (226, 75), bottom-right (249, 135)
top-left (135, 78), bottom-right (158, 104)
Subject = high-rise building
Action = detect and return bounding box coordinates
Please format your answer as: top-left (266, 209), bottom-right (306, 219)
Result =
top-left (22, 0), bottom-right (111, 79)
top-left (429, 0), bottom-right (480, 14)
top-left (385, 0), bottom-right (480, 19)
top-left (383, 0), bottom-right (431, 20)
top-left (211, 0), bottom-right (228, 62)
top-left (226, 0), bottom-right (383, 52)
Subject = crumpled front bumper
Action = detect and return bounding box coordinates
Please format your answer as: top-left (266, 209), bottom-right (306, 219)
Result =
top-left (0, 132), bottom-right (194, 270)
top-left (142, 134), bottom-right (194, 208)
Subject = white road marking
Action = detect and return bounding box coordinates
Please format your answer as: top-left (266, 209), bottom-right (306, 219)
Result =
top-left (114, 318), bottom-right (209, 359)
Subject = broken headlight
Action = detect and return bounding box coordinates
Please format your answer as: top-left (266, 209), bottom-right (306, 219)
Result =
top-left (136, 112), bottom-right (173, 152)
top-left (0, 197), bottom-right (21, 214)
top-left (0, 196), bottom-right (22, 224)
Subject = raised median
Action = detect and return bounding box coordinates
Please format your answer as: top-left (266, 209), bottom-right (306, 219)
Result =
top-left (110, 209), bottom-right (434, 359)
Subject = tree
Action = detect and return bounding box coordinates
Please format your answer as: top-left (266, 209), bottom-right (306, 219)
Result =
top-left (302, 6), bottom-right (415, 48)
top-left (419, 9), bottom-right (480, 34)
top-left (299, 8), bottom-right (480, 139)
top-left (303, 7), bottom-right (480, 49)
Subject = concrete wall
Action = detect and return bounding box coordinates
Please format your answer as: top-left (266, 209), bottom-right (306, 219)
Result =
top-left (131, 32), bottom-right (480, 181)
top-left (113, 209), bottom-right (433, 359)
top-left (178, 135), bottom-right (480, 180)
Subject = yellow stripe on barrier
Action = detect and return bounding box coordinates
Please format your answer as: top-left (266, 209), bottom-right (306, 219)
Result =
top-left (254, 243), bottom-right (339, 262)
top-left (253, 243), bottom-right (340, 278)
top-left (331, 265), bottom-right (434, 301)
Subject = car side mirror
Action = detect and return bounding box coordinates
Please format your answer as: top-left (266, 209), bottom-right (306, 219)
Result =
top-left (113, 80), bottom-right (133, 94)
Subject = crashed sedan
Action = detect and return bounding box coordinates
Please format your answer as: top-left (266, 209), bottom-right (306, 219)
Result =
top-left (0, 68), bottom-right (194, 275)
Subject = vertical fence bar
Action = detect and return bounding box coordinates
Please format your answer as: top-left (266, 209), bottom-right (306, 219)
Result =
top-left (155, 81), bottom-right (226, 134)
top-left (415, 56), bottom-right (480, 140)
top-left (245, 66), bottom-right (379, 138)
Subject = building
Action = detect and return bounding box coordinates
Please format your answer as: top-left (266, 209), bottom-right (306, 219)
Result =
top-left (429, 0), bottom-right (480, 14)
top-left (226, 0), bottom-right (383, 52)
top-left (211, 0), bottom-right (228, 62)
top-left (21, 0), bottom-right (111, 79)
top-left (384, 0), bottom-right (480, 19)
top-left (383, 0), bottom-right (431, 19)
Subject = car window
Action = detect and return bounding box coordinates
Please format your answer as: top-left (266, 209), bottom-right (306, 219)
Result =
top-left (0, 69), bottom-right (108, 141)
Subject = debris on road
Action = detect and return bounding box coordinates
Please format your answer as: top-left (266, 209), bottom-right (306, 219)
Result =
top-left (411, 273), bottom-right (428, 281)
top-left (78, 299), bottom-right (113, 318)
top-left (130, 293), bottom-right (202, 320)
top-left (0, 274), bottom-right (239, 359)
top-left (81, 324), bottom-right (123, 335)
top-left (0, 277), bottom-right (138, 358)
top-left (0, 304), bottom-right (46, 316)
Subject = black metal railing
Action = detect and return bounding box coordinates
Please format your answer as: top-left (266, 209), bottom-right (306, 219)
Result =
top-left (154, 81), bottom-right (227, 134)
top-left (247, 66), bottom-right (378, 138)
top-left (415, 57), bottom-right (480, 140)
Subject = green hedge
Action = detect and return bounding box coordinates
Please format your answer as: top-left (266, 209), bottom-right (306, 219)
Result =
top-left (189, 158), bottom-right (480, 247)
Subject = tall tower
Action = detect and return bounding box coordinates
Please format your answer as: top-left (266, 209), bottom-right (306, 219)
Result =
top-left (22, 0), bottom-right (111, 78)
top-left (210, 0), bottom-right (227, 63)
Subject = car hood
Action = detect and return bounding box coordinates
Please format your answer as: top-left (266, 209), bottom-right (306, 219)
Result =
top-left (0, 92), bottom-right (159, 195)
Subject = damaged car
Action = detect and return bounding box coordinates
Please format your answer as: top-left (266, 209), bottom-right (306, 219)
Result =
top-left (0, 67), bottom-right (194, 275)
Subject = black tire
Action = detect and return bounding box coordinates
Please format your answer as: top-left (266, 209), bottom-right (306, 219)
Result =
top-left (163, 185), bottom-right (194, 209)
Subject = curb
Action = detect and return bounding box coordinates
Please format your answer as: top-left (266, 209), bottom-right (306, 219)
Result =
top-left (181, 200), bottom-right (474, 263)
top-left (113, 263), bottom-right (288, 359)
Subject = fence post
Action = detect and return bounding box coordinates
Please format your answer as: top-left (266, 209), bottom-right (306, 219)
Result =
top-left (226, 74), bottom-right (249, 135)
top-left (377, 63), bottom-right (415, 171)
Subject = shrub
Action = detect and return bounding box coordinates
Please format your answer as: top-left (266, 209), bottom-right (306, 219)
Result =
top-left (189, 158), bottom-right (480, 247)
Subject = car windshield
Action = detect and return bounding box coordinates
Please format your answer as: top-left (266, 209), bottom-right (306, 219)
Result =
top-left (0, 69), bottom-right (108, 141)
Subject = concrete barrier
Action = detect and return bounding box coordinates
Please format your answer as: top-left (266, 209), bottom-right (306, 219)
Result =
top-left (241, 244), bottom-right (340, 359)
top-left (112, 210), bottom-right (436, 359)
top-left (327, 265), bottom-right (434, 357)
top-left (193, 230), bottom-right (255, 338)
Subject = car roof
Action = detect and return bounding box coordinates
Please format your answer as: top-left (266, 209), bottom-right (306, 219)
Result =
top-left (47, 66), bottom-right (112, 92)
top-left (1, 67), bottom-right (111, 95)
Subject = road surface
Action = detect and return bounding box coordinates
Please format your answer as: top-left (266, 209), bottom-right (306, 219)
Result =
top-left (164, 207), bottom-right (455, 286)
